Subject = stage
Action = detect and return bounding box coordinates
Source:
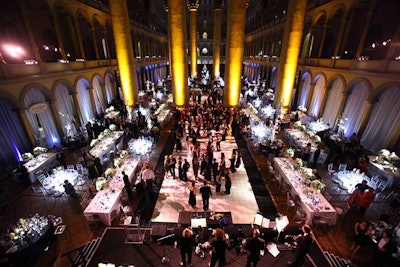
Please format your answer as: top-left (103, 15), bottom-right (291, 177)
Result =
top-left (86, 227), bottom-right (313, 267)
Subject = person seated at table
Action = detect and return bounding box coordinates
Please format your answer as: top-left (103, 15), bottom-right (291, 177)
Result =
top-left (372, 230), bottom-right (396, 267)
top-left (63, 180), bottom-right (77, 198)
top-left (302, 143), bottom-right (312, 163)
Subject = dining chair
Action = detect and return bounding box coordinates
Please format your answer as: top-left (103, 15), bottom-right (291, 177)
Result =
top-left (338, 163), bottom-right (347, 172)
top-left (327, 163), bottom-right (336, 175)
top-left (67, 165), bottom-right (75, 170)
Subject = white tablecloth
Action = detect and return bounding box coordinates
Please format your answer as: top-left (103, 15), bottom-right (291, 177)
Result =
top-left (284, 128), bottom-right (328, 164)
top-left (24, 153), bottom-right (58, 183)
top-left (335, 170), bottom-right (370, 193)
top-left (89, 131), bottom-right (123, 164)
top-left (368, 159), bottom-right (400, 188)
top-left (274, 157), bottom-right (337, 226)
top-left (84, 158), bottom-right (140, 226)
top-left (42, 169), bottom-right (79, 195)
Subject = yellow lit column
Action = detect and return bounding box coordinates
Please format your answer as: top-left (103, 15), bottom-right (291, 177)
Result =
top-left (213, 0), bottom-right (223, 78)
top-left (274, 0), bottom-right (307, 113)
top-left (187, 1), bottom-right (199, 78)
top-left (168, 0), bottom-right (189, 107)
top-left (223, 0), bottom-right (248, 107)
top-left (109, 0), bottom-right (139, 119)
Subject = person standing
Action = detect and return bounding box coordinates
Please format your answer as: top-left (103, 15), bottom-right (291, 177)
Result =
top-left (287, 224), bottom-right (313, 267)
top-left (182, 158), bottom-right (190, 182)
top-left (358, 187), bottom-right (375, 214)
top-left (209, 228), bottom-right (229, 267)
top-left (122, 171), bottom-right (133, 202)
top-left (313, 145), bottom-right (321, 168)
top-left (200, 181), bottom-right (212, 211)
top-left (235, 150), bottom-right (242, 168)
top-left (63, 180), bottom-right (77, 198)
top-left (192, 154), bottom-right (200, 180)
top-left (188, 181), bottom-right (197, 208)
top-left (141, 164), bottom-right (155, 196)
top-left (179, 228), bottom-right (194, 267)
top-left (243, 229), bottom-right (266, 267)
top-left (224, 172), bottom-right (231, 194)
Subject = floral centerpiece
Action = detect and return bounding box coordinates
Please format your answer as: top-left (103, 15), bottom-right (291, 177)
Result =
top-left (313, 135), bottom-right (321, 143)
top-left (33, 146), bottom-right (47, 155)
top-left (298, 106), bottom-right (307, 112)
top-left (109, 124), bottom-right (117, 131)
top-left (2, 214), bottom-right (49, 252)
top-left (114, 158), bottom-right (122, 168)
top-left (22, 152), bottom-right (34, 161)
top-left (293, 121), bottom-right (302, 128)
top-left (294, 158), bottom-right (303, 170)
top-left (104, 167), bottom-right (115, 179)
top-left (120, 150), bottom-right (129, 159)
top-left (310, 179), bottom-right (325, 192)
top-left (90, 139), bottom-right (99, 147)
top-left (299, 125), bottom-right (306, 131)
top-left (286, 147), bottom-right (296, 158)
top-left (105, 106), bottom-right (115, 113)
top-left (302, 167), bottom-right (316, 180)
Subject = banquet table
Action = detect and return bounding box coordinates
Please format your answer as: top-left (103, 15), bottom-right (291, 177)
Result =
top-left (89, 131), bottom-right (123, 164)
top-left (335, 170), bottom-right (371, 193)
top-left (368, 157), bottom-right (400, 188)
top-left (307, 121), bottom-right (330, 133)
top-left (284, 128), bottom-right (328, 164)
top-left (157, 109), bottom-right (171, 127)
top-left (41, 169), bottom-right (79, 196)
top-left (274, 157), bottom-right (337, 226)
top-left (84, 158), bottom-right (140, 226)
top-left (24, 153), bottom-right (57, 183)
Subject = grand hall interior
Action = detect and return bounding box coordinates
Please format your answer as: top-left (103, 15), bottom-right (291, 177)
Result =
top-left (0, 1), bottom-right (399, 267)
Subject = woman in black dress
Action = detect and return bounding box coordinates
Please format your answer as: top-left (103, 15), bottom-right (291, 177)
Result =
top-left (224, 172), bottom-right (231, 194)
top-left (188, 181), bottom-right (196, 207)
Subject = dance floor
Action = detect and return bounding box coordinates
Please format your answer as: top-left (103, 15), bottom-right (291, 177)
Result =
top-left (151, 133), bottom-right (260, 225)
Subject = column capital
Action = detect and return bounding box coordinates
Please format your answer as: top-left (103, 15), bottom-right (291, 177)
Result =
top-left (187, 0), bottom-right (199, 11)
top-left (214, 0), bottom-right (224, 10)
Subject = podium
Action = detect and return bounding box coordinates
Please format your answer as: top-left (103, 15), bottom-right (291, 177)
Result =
top-left (121, 214), bottom-right (144, 244)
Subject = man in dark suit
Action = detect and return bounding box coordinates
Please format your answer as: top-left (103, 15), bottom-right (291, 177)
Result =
top-left (199, 181), bottom-right (212, 211)
top-left (243, 229), bottom-right (265, 267)
top-left (287, 224), bottom-right (313, 267)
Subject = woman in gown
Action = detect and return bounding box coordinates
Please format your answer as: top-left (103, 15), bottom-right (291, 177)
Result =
top-left (188, 181), bottom-right (197, 207)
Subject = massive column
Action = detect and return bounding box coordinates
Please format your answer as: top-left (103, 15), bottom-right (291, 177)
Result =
top-left (168, 0), bottom-right (189, 107)
top-left (18, 109), bottom-right (37, 147)
top-left (223, 0), bottom-right (248, 107)
top-left (109, 0), bottom-right (139, 119)
top-left (274, 0), bottom-right (307, 113)
top-left (187, 1), bottom-right (199, 78)
top-left (213, 0), bottom-right (223, 78)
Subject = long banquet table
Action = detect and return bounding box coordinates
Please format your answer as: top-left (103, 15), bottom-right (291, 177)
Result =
top-left (83, 158), bottom-right (140, 226)
top-left (89, 131), bottom-right (123, 164)
top-left (274, 157), bottom-right (337, 226)
top-left (368, 158), bottom-right (400, 188)
top-left (24, 153), bottom-right (58, 183)
top-left (284, 128), bottom-right (328, 164)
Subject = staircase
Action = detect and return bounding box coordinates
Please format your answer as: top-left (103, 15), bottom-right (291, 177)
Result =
top-left (324, 251), bottom-right (352, 267)
top-left (62, 238), bottom-right (101, 267)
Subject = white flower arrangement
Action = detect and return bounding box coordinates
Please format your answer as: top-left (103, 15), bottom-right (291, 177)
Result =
top-left (98, 132), bottom-right (105, 141)
top-left (298, 106), bottom-right (307, 112)
top-left (293, 121), bottom-right (302, 127)
top-left (104, 167), bottom-right (115, 179)
top-left (105, 106), bottom-right (115, 113)
top-left (33, 146), bottom-right (47, 155)
top-left (120, 150), bottom-right (129, 159)
top-left (287, 148), bottom-right (295, 158)
top-left (22, 152), bottom-right (34, 161)
top-left (313, 135), bottom-right (321, 143)
top-left (103, 129), bottom-right (111, 135)
top-left (294, 158), bottom-right (303, 170)
top-left (114, 158), bottom-right (122, 168)
top-left (310, 179), bottom-right (325, 190)
top-left (109, 124), bottom-right (117, 131)
top-left (379, 149), bottom-right (391, 158)
top-left (302, 167), bottom-right (316, 180)
top-left (299, 125), bottom-right (306, 131)
top-left (90, 139), bottom-right (99, 147)
top-left (306, 130), bottom-right (314, 137)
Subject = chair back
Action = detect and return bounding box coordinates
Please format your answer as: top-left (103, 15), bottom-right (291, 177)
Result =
top-left (338, 163), bottom-right (347, 172)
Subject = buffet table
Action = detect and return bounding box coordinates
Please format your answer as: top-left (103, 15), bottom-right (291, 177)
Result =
top-left (274, 157), bottom-right (336, 226)
top-left (84, 158), bottom-right (140, 226)
top-left (24, 153), bottom-right (57, 183)
top-left (368, 157), bottom-right (400, 188)
top-left (89, 131), bottom-right (123, 164)
top-left (284, 128), bottom-right (328, 164)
